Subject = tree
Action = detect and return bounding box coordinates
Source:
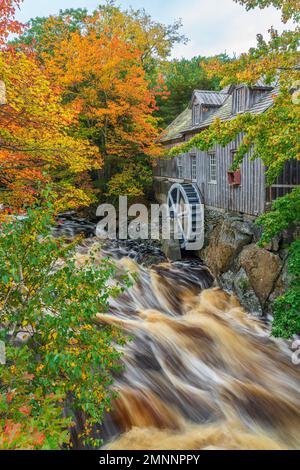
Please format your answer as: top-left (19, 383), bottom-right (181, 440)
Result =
top-left (0, 0), bottom-right (23, 45)
top-left (0, 49), bottom-right (101, 210)
top-left (10, 8), bottom-right (89, 57)
top-left (41, 14), bottom-right (162, 197)
top-left (0, 1), bottom-right (102, 210)
top-left (89, 2), bottom-right (187, 74)
top-left (106, 160), bottom-right (153, 201)
top-left (0, 202), bottom-right (131, 448)
top-left (13, 3), bottom-right (187, 73)
top-left (155, 54), bottom-right (229, 127)
top-left (167, 1), bottom-right (300, 337)
top-left (234, 0), bottom-right (300, 22)
top-left (13, 3), bottom-right (186, 198)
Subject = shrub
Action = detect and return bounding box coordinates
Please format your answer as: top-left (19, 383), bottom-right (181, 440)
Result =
top-left (271, 239), bottom-right (300, 338)
top-left (0, 205), bottom-right (130, 448)
top-left (256, 190), bottom-right (300, 338)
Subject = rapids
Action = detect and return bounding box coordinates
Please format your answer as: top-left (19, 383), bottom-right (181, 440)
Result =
top-left (81, 240), bottom-right (300, 450)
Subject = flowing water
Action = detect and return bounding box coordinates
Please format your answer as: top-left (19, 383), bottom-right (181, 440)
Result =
top-left (79, 240), bottom-right (300, 450)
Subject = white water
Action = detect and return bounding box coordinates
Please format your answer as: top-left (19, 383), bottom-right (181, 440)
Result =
top-left (81, 241), bottom-right (300, 450)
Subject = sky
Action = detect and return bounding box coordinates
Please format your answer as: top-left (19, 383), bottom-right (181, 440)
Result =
top-left (15, 0), bottom-right (292, 59)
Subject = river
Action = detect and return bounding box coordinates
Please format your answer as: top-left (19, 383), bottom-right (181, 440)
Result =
top-left (73, 238), bottom-right (300, 451)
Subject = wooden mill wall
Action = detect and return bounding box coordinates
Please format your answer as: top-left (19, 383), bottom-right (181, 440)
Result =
top-left (154, 134), bottom-right (266, 216)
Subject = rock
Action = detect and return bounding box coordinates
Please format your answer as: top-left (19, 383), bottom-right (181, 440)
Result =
top-left (201, 219), bottom-right (253, 276)
top-left (230, 220), bottom-right (255, 237)
top-left (233, 268), bottom-right (263, 316)
top-left (268, 258), bottom-right (290, 303)
top-left (252, 224), bottom-right (264, 243)
top-left (282, 224), bottom-right (300, 245)
top-left (201, 208), bottom-right (224, 250)
top-left (161, 238), bottom-right (182, 261)
top-left (218, 270), bottom-right (234, 293)
top-left (240, 244), bottom-right (283, 306)
top-left (54, 212), bottom-right (96, 238)
top-left (264, 235), bottom-right (281, 252)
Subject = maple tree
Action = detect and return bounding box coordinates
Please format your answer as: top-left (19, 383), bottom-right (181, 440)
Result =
top-left (11, 3), bottom-right (187, 197)
top-left (0, 49), bottom-right (101, 209)
top-left (87, 2), bottom-right (187, 74)
top-left (45, 26), bottom-right (161, 157)
top-left (106, 160), bottom-right (153, 200)
top-left (39, 13), bottom-right (162, 196)
top-left (155, 54), bottom-right (230, 127)
top-left (10, 7), bottom-right (88, 56)
top-left (0, 0), bottom-right (23, 45)
top-left (0, 5), bottom-right (133, 449)
top-left (0, 1), bottom-right (102, 209)
top-left (13, 3), bottom-right (186, 73)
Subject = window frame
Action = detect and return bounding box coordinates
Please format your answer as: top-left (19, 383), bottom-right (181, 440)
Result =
top-left (230, 149), bottom-right (237, 165)
top-left (192, 105), bottom-right (196, 124)
top-left (177, 156), bottom-right (184, 179)
top-left (193, 103), bottom-right (200, 125)
top-left (233, 86), bottom-right (247, 114)
top-left (208, 152), bottom-right (217, 184)
top-left (190, 155), bottom-right (197, 181)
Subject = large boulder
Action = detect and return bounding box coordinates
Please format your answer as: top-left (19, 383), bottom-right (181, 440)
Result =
top-left (240, 244), bottom-right (283, 306)
top-left (233, 268), bottom-right (263, 316)
top-left (268, 253), bottom-right (290, 303)
top-left (219, 268), bottom-right (263, 316)
top-left (201, 218), bottom-right (253, 276)
top-left (202, 208), bottom-right (224, 246)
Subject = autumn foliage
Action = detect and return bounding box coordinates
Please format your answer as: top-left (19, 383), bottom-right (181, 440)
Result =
top-left (0, 49), bottom-right (102, 209)
top-left (0, 204), bottom-right (130, 449)
top-left (0, 2), bottom-right (165, 449)
top-left (0, 3), bottom-right (163, 209)
top-left (0, 2), bottom-right (102, 208)
top-left (44, 21), bottom-right (161, 161)
top-left (0, 0), bottom-right (23, 45)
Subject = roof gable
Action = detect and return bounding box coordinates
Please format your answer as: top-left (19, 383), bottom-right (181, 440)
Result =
top-left (160, 85), bottom-right (278, 144)
top-left (190, 90), bottom-right (229, 108)
top-left (160, 107), bottom-right (192, 143)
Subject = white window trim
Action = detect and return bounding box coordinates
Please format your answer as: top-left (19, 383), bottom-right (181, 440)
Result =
top-left (177, 156), bottom-right (184, 179)
top-left (233, 86), bottom-right (247, 114)
top-left (208, 152), bottom-right (217, 184)
top-left (190, 155), bottom-right (197, 181)
top-left (193, 104), bottom-right (200, 125)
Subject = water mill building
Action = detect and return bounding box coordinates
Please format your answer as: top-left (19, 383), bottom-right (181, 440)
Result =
top-left (153, 81), bottom-right (300, 316)
top-left (154, 81), bottom-right (300, 218)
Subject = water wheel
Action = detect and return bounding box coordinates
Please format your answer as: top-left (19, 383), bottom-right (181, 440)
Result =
top-left (167, 183), bottom-right (204, 250)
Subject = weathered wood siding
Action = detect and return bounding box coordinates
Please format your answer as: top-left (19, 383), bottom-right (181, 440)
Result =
top-left (266, 159), bottom-right (300, 202)
top-left (153, 135), bottom-right (266, 216)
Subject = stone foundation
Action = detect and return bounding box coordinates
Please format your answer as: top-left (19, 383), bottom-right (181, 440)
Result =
top-left (196, 208), bottom-right (291, 317)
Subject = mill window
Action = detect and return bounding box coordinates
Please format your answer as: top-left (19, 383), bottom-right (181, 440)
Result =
top-left (209, 153), bottom-right (217, 183)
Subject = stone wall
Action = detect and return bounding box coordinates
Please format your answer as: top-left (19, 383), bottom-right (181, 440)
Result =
top-left (197, 208), bottom-right (291, 317)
